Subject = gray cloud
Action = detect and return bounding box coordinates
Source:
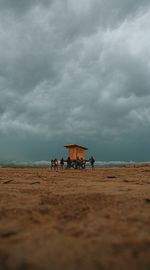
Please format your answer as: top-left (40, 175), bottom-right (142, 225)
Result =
top-left (0, 0), bottom-right (52, 14)
top-left (0, 0), bottom-right (150, 161)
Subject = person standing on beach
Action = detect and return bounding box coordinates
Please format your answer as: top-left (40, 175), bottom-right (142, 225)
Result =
top-left (67, 156), bottom-right (71, 169)
top-left (50, 159), bottom-right (54, 169)
top-left (60, 157), bottom-right (64, 169)
top-left (89, 156), bottom-right (95, 169)
top-left (54, 158), bottom-right (58, 170)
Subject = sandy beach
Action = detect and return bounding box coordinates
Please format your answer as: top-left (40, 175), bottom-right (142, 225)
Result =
top-left (0, 166), bottom-right (150, 270)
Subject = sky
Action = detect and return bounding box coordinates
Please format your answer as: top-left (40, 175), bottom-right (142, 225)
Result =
top-left (0, 0), bottom-right (150, 162)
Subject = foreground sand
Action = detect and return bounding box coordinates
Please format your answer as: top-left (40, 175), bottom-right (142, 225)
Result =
top-left (0, 166), bottom-right (150, 270)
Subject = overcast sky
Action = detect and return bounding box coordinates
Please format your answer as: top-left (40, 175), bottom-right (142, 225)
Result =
top-left (0, 0), bottom-right (150, 162)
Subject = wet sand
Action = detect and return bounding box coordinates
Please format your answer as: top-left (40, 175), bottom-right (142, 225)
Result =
top-left (0, 166), bottom-right (150, 270)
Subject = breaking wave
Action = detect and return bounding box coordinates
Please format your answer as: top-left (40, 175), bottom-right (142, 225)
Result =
top-left (0, 160), bottom-right (150, 168)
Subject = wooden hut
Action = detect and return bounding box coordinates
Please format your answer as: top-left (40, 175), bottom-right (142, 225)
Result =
top-left (64, 144), bottom-right (88, 160)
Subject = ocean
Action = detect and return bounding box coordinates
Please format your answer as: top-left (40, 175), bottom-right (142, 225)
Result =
top-left (0, 160), bottom-right (150, 168)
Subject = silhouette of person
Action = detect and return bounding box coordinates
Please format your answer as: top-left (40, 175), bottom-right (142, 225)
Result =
top-left (90, 156), bottom-right (95, 169)
top-left (67, 156), bottom-right (71, 168)
top-left (50, 159), bottom-right (54, 169)
top-left (60, 157), bottom-right (64, 169)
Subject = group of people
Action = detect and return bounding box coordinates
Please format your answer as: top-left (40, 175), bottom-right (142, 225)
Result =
top-left (66, 156), bottom-right (86, 169)
top-left (50, 156), bottom-right (95, 170)
top-left (50, 158), bottom-right (64, 169)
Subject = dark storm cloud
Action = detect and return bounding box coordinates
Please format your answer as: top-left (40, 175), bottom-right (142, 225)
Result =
top-left (0, 0), bottom-right (150, 161)
top-left (0, 0), bottom-right (52, 14)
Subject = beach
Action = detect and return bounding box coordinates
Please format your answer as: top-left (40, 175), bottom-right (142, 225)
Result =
top-left (0, 166), bottom-right (150, 270)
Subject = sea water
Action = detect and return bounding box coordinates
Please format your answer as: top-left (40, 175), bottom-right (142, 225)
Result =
top-left (0, 160), bottom-right (150, 168)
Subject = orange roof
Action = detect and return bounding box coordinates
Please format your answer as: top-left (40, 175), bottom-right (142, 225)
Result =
top-left (64, 144), bottom-right (88, 150)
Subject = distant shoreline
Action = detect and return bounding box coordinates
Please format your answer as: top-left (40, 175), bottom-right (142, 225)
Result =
top-left (0, 161), bottom-right (150, 169)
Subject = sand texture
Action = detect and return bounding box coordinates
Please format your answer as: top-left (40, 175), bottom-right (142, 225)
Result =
top-left (0, 166), bottom-right (150, 270)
